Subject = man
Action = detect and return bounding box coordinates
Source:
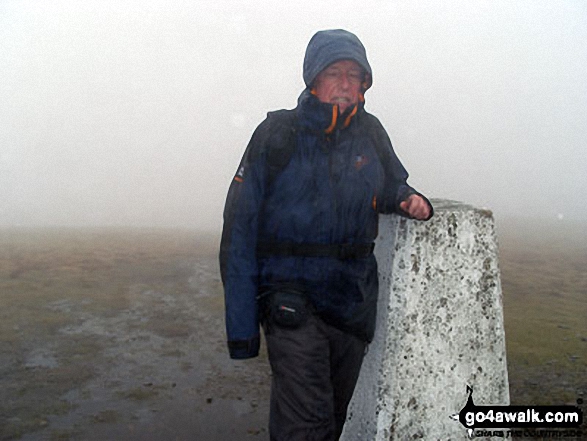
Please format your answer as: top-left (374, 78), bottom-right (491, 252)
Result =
top-left (220, 29), bottom-right (433, 440)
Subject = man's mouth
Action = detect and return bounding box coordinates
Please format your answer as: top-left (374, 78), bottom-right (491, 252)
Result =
top-left (331, 97), bottom-right (350, 105)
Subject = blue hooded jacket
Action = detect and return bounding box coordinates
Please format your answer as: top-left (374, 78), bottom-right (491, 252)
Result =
top-left (220, 30), bottom-right (432, 359)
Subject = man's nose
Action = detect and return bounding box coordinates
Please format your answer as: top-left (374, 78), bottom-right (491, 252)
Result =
top-left (340, 74), bottom-right (350, 89)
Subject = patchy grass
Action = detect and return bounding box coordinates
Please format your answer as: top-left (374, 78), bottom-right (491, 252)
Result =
top-left (0, 223), bottom-right (585, 439)
top-left (119, 387), bottom-right (160, 402)
top-left (92, 409), bottom-right (122, 424)
top-left (0, 227), bottom-right (223, 440)
top-left (498, 219), bottom-right (587, 409)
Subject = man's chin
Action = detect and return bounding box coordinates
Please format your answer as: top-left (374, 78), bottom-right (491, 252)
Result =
top-left (336, 103), bottom-right (355, 113)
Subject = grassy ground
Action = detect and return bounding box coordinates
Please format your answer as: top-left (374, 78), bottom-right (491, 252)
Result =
top-left (497, 219), bottom-right (587, 410)
top-left (0, 219), bottom-right (585, 440)
top-left (0, 228), bottom-right (271, 440)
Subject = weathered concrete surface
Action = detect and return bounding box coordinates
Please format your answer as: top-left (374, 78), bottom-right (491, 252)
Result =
top-left (342, 199), bottom-right (510, 440)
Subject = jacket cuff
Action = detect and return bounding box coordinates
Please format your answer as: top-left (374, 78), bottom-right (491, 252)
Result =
top-left (228, 336), bottom-right (260, 359)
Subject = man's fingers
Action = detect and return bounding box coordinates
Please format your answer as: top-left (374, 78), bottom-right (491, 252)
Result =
top-left (414, 205), bottom-right (430, 220)
top-left (411, 199), bottom-right (429, 219)
top-left (400, 195), bottom-right (430, 220)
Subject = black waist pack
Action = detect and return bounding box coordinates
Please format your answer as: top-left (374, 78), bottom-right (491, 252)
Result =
top-left (259, 286), bottom-right (311, 328)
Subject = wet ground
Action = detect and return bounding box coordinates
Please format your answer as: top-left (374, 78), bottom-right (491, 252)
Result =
top-left (0, 225), bottom-right (585, 440)
top-left (0, 229), bottom-right (270, 440)
top-left (18, 281), bottom-right (271, 441)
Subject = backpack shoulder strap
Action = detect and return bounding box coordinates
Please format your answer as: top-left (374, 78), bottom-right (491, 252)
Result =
top-left (360, 111), bottom-right (395, 170)
top-left (264, 109), bottom-right (298, 186)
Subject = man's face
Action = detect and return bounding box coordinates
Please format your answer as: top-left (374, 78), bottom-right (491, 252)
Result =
top-left (314, 59), bottom-right (364, 113)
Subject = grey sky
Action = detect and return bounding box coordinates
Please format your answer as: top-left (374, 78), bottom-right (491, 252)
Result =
top-left (1, 0), bottom-right (586, 231)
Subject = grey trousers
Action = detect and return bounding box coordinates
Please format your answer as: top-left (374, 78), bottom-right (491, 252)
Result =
top-left (264, 313), bottom-right (367, 441)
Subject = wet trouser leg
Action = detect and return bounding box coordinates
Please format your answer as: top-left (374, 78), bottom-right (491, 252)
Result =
top-left (264, 314), bottom-right (366, 441)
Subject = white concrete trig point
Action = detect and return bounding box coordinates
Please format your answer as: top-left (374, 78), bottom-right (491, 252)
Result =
top-left (342, 199), bottom-right (510, 440)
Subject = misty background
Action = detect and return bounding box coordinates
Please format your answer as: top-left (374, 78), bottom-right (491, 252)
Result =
top-left (1, 0), bottom-right (586, 232)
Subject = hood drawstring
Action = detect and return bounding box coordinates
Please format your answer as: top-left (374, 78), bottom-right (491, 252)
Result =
top-left (325, 105), bottom-right (338, 135)
top-left (343, 105), bottom-right (358, 128)
top-left (308, 88), bottom-right (362, 135)
top-left (327, 103), bottom-right (359, 135)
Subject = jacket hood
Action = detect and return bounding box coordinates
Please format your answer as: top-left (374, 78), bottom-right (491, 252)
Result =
top-left (303, 29), bottom-right (372, 90)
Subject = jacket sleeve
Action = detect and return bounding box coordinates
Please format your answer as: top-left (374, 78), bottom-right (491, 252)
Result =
top-left (369, 115), bottom-right (434, 220)
top-left (219, 121), bottom-right (269, 359)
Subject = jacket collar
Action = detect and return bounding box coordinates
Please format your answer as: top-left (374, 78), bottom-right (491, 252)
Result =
top-left (296, 88), bottom-right (365, 135)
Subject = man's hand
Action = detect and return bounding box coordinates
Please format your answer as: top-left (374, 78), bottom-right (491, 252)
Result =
top-left (399, 194), bottom-right (431, 220)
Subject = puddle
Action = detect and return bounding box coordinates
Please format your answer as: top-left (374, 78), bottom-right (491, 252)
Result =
top-left (8, 255), bottom-right (271, 441)
top-left (24, 349), bottom-right (59, 369)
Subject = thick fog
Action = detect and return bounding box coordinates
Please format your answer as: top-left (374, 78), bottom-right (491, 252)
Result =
top-left (1, 0), bottom-right (586, 232)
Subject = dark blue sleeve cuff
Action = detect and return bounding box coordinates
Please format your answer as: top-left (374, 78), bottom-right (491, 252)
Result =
top-left (228, 336), bottom-right (260, 359)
